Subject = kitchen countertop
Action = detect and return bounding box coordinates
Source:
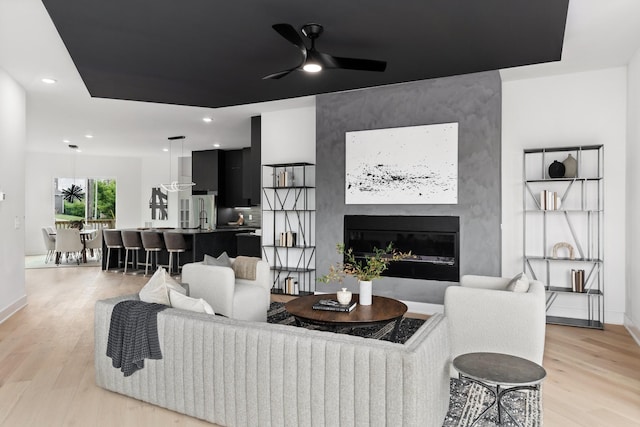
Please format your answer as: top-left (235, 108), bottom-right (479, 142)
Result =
top-left (132, 227), bottom-right (258, 234)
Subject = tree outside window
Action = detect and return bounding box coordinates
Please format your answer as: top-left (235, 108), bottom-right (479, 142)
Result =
top-left (55, 177), bottom-right (116, 223)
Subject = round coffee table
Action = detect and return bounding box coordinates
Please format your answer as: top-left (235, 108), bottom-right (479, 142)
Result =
top-left (285, 294), bottom-right (408, 342)
top-left (452, 352), bottom-right (546, 427)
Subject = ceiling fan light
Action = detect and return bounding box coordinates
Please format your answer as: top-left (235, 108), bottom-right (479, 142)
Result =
top-left (303, 63), bottom-right (322, 73)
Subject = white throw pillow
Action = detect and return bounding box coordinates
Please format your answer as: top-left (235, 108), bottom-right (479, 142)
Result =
top-left (506, 272), bottom-right (530, 293)
top-left (203, 251), bottom-right (232, 268)
top-left (169, 289), bottom-right (215, 314)
top-left (139, 267), bottom-right (187, 305)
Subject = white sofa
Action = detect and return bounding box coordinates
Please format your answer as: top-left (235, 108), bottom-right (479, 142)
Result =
top-left (444, 274), bottom-right (546, 374)
top-left (181, 258), bottom-right (271, 322)
top-left (95, 294), bottom-right (451, 427)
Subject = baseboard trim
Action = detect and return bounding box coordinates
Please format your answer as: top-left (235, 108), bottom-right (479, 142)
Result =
top-left (624, 315), bottom-right (640, 347)
top-left (0, 295), bottom-right (27, 324)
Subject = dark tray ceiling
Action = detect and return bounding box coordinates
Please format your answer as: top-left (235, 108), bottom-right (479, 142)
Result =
top-left (42, 0), bottom-right (569, 109)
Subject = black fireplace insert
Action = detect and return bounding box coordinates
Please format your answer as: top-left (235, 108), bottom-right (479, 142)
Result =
top-left (344, 215), bottom-right (460, 282)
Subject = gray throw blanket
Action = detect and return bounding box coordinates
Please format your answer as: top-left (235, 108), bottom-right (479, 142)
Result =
top-left (106, 300), bottom-right (168, 377)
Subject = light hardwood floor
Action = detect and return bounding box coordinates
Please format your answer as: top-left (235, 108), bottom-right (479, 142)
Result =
top-left (1, 267), bottom-right (639, 426)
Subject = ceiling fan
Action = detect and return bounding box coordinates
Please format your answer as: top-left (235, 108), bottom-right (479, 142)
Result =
top-left (263, 23), bottom-right (387, 80)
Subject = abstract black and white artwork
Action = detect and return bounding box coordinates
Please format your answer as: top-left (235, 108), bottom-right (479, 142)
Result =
top-left (345, 123), bottom-right (458, 204)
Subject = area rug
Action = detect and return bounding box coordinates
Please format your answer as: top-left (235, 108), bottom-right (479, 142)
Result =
top-left (443, 378), bottom-right (541, 427)
top-left (24, 254), bottom-right (101, 269)
top-left (268, 303), bottom-right (542, 426)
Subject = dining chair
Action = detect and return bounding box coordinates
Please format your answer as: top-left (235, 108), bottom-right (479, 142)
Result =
top-left (84, 229), bottom-right (103, 260)
top-left (41, 227), bottom-right (56, 263)
top-left (54, 228), bottom-right (84, 265)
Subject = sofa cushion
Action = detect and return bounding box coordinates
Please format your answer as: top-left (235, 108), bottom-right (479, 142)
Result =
top-left (139, 267), bottom-right (187, 305)
top-left (204, 251), bottom-right (232, 268)
top-left (169, 289), bottom-right (215, 314)
top-left (506, 272), bottom-right (530, 293)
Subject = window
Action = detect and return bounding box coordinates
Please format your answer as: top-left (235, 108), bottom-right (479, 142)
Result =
top-left (54, 177), bottom-right (116, 227)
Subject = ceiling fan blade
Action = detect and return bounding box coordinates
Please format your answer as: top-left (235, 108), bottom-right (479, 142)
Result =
top-left (331, 56), bottom-right (387, 72)
top-left (272, 23), bottom-right (306, 53)
top-left (262, 67), bottom-right (297, 80)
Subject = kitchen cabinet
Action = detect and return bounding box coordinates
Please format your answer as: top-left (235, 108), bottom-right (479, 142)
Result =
top-left (192, 149), bottom-right (223, 195)
top-left (223, 149), bottom-right (250, 207)
top-left (250, 116), bottom-right (261, 203)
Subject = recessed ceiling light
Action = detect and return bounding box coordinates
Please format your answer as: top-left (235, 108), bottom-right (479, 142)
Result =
top-left (213, 143), bottom-right (221, 148)
top-left (85, 134), bottom-right (93, 139)
top-left (162, 148), bottom-right (169, 152)
top-left (41, 78), bottom-right (57, 84)
top-left (203, 117), bottom-right (213, 123)
top-left (62, 139), bottom-right (70, 143)
top-left (75, 149), bottom-right (82, 153)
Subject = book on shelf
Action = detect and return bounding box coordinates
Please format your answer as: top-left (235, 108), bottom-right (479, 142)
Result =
top-left (539, 190), bottom-right (561, 210)
top-left (312, 299), bottom-right (357, 312)
top-left (277, 170), bottom-right (294, 187)
top-left (278, 231), bottom-right (297, 247)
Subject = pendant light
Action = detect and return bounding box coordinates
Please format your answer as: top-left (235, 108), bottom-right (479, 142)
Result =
top-left (160, 136), bottom-right (195, 192)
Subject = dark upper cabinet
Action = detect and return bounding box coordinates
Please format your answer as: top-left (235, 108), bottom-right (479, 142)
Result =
top-left (242, 147), bottom-right (252, 200)
top-left (250, 116), bottom-right (262, 203)
top-left (224, 149), bottom-right (251, 207)
top-left (192, 149), bottom-right (223, 195)
top-left (195, 116), bottom-right (260, 205)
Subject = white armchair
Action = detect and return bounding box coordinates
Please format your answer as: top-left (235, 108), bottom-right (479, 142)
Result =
top-left (181, 257), bottom-right (270, 322)
top-left (444, 274), bottom-right (546, 375)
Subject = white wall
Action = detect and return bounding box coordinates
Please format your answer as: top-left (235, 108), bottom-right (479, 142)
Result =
top-left (502, 68), bottom-right (628, 324)
top-left (262, 105), bottom-right (316, 165)
top-left (261, 105), bottom-right (316, 290)
top-left (0, 67), bottom-right (27, 323)
top-left (25, 152), bottom-right (143, 255)
top-left (139, 154), bottom-right (186, 229)
top-left (625, 49), bottom-right (640, 343)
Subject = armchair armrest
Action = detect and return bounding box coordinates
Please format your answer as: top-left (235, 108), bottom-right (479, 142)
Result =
top-left (181, 263), bottom-right (235, 317)
top-left (460, 274), bottom-right (511, 290)
top-left (231, 257), bottom-right (271, 310)
top-left (444, 280), bottom-right (546, 373)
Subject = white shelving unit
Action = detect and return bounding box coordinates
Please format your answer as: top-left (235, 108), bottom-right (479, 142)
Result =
top-left (262, 162), bottom-right (316, 295)
top-left (523, 145), bottom-right (604, 329)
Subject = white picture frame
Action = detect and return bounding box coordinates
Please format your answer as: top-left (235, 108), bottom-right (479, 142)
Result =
top-left (345, 123), bottom-right (458, 204)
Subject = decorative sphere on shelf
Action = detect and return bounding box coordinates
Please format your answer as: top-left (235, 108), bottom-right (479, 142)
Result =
top-left (548, 160), bottom-right (565, 179)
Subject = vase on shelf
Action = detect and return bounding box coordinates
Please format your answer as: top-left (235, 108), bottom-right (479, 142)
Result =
top-left (563, 154), bottom-right (577, 178)
top-left (359, 280), bottom-right (372, 306)
top-left (548, 160), bottom-right (565, 178)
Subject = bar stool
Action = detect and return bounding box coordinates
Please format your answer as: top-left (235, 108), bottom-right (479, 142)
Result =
top-left (163, 232), bottom-right (188, 276)
top-left (141, 231), bottom-right (165, 275)
top-left (121, 230), bottom-right (145, 274)
top-left (103, 229), bottom-right (124, 272)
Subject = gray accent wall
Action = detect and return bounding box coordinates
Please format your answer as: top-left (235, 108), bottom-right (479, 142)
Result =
top-left (316, 71), bottom-right (502, 304)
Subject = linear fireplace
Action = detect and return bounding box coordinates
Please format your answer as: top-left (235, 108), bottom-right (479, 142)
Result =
top-left (344, 215), bottom-right (460, 282)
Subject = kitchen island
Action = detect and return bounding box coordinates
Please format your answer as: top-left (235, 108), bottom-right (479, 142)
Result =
top-left (101, 227), bottom-right (258, 271)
